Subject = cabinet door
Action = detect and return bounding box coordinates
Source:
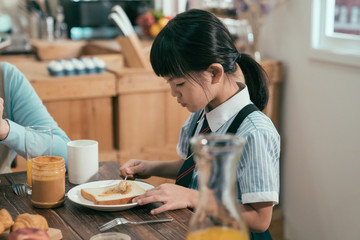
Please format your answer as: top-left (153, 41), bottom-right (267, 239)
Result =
top-left (44, 97), bottom-right (116, 160)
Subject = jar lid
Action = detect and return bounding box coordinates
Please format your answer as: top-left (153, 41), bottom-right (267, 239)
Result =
top-left (32, 156), bottom-right (65, 170)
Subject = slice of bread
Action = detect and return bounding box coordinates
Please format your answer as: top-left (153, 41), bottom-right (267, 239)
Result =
top-left (81, 181), bottom-right (146, 205)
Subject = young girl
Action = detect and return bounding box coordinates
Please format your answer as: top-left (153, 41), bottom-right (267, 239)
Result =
top-left (119, 9), bottom-right (280, 239)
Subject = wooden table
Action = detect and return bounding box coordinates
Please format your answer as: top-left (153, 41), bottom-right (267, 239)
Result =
top-left (0, 161), bottom-right (192, 239)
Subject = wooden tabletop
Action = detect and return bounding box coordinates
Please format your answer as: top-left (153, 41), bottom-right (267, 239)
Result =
top-left (0, 161), bottom-right (192, 240)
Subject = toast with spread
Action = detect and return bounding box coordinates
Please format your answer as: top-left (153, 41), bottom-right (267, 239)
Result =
top-left (81, 181), bottom-right (146, 205)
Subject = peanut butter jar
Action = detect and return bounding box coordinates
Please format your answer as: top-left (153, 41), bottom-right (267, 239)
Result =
top-left (31, 156), bottom-right (66, 208)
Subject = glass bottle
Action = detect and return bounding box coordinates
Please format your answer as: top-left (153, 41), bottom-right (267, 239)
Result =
top-left (186, 134), bottom-right (250, 240)
top-left (25, 125), bottom-right (53, 195)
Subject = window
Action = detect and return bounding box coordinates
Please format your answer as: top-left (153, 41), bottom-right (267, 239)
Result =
top-left (310, 0), bottom-right (360, 67)
top-left (333, 1), bottom-right (360, 36)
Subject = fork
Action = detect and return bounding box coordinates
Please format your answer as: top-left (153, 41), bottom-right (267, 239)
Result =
top-left (5, 175), bottom-right (26, 195)
top-left (98, 217), bottom-right (173, 232)
top-left (118, 175), bottom-right (128, 191)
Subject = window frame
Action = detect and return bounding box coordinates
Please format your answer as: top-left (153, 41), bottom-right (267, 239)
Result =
top-left (310, 0), bottom-right (360, 67)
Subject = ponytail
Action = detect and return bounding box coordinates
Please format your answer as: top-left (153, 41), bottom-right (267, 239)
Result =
top-left (237, 54), bottom-right (269, 111)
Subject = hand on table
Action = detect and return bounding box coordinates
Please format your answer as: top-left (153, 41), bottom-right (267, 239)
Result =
top-left (132, 183), bottom-right (199, 215)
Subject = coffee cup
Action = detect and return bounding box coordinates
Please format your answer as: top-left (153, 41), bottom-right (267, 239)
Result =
top-left (67, 140), bottom-right (99, 184)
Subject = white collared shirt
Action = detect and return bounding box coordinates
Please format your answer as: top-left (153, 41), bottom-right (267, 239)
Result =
top-left (177, 85), bottom-right (280, 204)
top-left (204, 85), bottom-right (251, 133)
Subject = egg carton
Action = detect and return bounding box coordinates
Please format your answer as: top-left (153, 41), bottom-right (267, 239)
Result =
top-left (47, 57), bottom-right (107, 77)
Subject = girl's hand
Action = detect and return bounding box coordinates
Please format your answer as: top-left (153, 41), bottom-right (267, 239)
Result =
top-left (132, 183), bottom-right (199, 215)
top-left (119, 159), bottom-right (153, 179)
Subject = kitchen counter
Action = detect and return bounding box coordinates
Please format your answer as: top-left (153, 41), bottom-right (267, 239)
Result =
top-left (0, 54), bottom-right (120, 161)
top-left (14, 61), bottom-right (117, 101)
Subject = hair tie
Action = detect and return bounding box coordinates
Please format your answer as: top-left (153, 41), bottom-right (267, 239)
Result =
top-left (232, 52), bottom-right (241, 68)
top-left (236, 52), bottom-right (241, 61)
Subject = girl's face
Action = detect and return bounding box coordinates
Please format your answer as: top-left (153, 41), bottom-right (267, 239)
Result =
top-left (166, 73), bottom-right (215, 113)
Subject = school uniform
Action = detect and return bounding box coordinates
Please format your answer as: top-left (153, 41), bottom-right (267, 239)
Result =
top-left (176, 85), bottom-right (280, 240)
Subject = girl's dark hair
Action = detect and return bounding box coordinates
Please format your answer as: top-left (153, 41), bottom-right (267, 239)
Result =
top-left (150, 9), bottom-right (268, 111)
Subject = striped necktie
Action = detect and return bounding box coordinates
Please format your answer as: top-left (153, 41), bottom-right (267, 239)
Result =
top-left (175, 116), bottom-right (211, 187)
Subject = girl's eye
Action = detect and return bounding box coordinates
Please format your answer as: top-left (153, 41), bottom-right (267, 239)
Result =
top-left (176, 82), bottom-right (185, 87)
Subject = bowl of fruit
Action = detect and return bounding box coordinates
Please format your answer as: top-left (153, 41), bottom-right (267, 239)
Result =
top-left (136, 10), bottom-right (173, 38)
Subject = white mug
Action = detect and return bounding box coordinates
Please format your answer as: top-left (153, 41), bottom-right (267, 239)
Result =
top-left (67, 140), bottom-right (99, 184)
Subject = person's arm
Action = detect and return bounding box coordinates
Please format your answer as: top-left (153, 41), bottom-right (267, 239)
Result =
top-left (240, 202), bottom-right (273, 233)
top-left (1, 63), bottom-right (70, 164)
top-left (149, 159), bottom-right (184, 179)
top-left (236, 120), bottom-right (280, 232)
top-left (120, 158), bottom-right (184, 179)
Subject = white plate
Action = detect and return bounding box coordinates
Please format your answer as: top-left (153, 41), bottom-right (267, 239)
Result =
top-left (67, 180), bottom-right (154, 211)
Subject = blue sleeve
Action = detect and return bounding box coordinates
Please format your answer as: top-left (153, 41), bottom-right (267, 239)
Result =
top-left (1, 62), bottom-right (70, 166)
top-left (236, 113), bottom-right (280, 204)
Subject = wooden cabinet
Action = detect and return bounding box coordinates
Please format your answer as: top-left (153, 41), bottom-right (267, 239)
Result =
top-left (4, 58), bottom-right (119, 162)
top-left (261, 59), bottom-right (283, 130)
top-left (106, 67), bottom-right (190, 163)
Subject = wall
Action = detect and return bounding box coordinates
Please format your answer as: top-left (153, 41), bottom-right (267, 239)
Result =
top-left (261, 1), bottom-right (360, 240)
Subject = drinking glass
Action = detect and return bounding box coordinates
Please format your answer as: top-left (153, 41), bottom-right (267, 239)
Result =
top-left (25, 125), bottom-right (53, 195)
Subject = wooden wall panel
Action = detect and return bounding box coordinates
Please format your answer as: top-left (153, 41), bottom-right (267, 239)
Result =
top-left (44, 98), bottom-right (114, 153)
top-left (117, 91), bottom-right (167, 152)
top-left (261, 60), bottom-right (283, 130)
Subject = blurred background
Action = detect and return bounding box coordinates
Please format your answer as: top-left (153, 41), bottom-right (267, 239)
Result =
top-left (1, 1), bottom-right (360, 240)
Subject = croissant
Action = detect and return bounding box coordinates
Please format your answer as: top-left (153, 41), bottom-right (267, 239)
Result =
top-left (0, 208), bottom-right (13, 230)
top-left (0, 222), bottom-right (5, 234)
top-left (11, 213), bottom-right (48, 232)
